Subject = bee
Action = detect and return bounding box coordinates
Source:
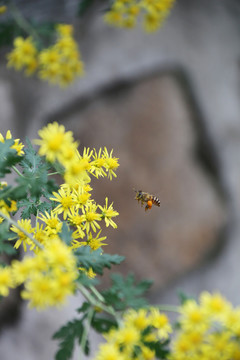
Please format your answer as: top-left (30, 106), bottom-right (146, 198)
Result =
top-left (134, 190), bottom-right (161, 211)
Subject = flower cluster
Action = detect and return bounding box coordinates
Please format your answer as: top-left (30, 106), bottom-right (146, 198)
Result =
top-left (104, 0), bottom-right (176, 32)
top-left (94, 308), bottom-right (172, 360)
top-left (0, 237), bottom-right (78, 309)
top-left (7, 24), bottom-right (84, 87)
top-left (0, 121), bottom-right (119, 310)
top-left (170, 292), bottom-right (240, 360)
top-left (34, 122), bottom-right (119, 266)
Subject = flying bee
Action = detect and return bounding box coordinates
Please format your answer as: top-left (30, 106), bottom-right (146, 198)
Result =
top-left (134, 190), bottom-right (161, 211)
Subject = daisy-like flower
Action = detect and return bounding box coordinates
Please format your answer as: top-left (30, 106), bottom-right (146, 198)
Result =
top-left (99, 197), bottom-right (119, 228)
top-left (35, 122), bottom-right (75, 163)
top-left (50, 185), bottom-right (76, 220)
top-left (90, 148), bottom-right (107, 178)
top-left (64, 158), bottom-right (91, 186)
top-left (148, 308), bottom-right (172, 339)
top-left (123, 308), bottom-right (150, 331)
top-left (72, 231), bottom-right (107, 251)
top-left (94, 343), bottom-right (125, 360)
top-left (10, 219), bottom-right (35, 251)
top-left (71, 184), bottom-right (91, 208)
top-left (179, 299), bottom-right (210, 332)
top-left (200, 291), bottom-right (231, 322)
top-left (103, 147), bottom-right (119, 180)
top-left (32, 223), bottom-right (49, 251)
top-left (38, 210), bottom-right (62, 236)
top-left (81, 202), bottom-right (102, 233)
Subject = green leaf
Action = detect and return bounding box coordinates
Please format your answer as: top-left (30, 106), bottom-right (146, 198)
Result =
top-left (102, 273), bottom-right (152, 311)
top-left (76, 301), bottom-right (91, 314)
top-left (91, 314), bottom-right (118, 334)
top-left (75, 246), bottom-right (125, 275)
top-left (53, 319), bottom-right (85, 360)
top-left (0, 221), bottom-right (16, 256)
top-left (177, 290), bottom-right (196, 305)
top-left (59, 222), bottom-right (73, 246)
top-left (0, 139), bottom-right (22, 178)
top-left (18, 138), bottom-right (55, 199)
top-left (76, 272), bottom-right (100, 287)
top-left (143, 339), bottom-right (170, 359)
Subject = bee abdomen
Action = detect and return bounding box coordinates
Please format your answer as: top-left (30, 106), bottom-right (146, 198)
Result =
top-left (152, 196), bottom-right (161, 207)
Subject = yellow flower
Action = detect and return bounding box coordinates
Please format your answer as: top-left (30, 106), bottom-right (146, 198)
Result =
top-left (7, 37), bottom-right (38, 75)
top-left (10, 219), bottom-right (34, 252)
top-left (45, 238), bottom-right (76, 270)
top-left (179, 299), bottom-right (210, 332)
top-left (11, 257), bottom-right (35, 285)
top-left (94, 343), bottom-right (125, 360)
top-left (0, 266), bottom-right (13, 296)
top-left (73, 231), bottom-right (107, 251)
top-left (123, 308), bottom-right (150, 330)
top-left (38, 25), bottom-right (84, 87)
top-left (50, 186), bottom-right (76, 220)
top-left (0, 5), bottom-right (7, 15)
top-left (35, 122), bottom-right (75, 163)
top-left (148, 308), bottom-right (172, 339)
top-left (116, 325), bottom-right (140, 348)
top-left (103, 148), bottom-right (119, 180)
top-left (38, 210), bottom-right (62, 235)
top-left (99, 197), bottom-right (119, 228)
top-left (81, 202), bottom-right (102, 233)
top-left (200, 291), bottom-right (231, 321)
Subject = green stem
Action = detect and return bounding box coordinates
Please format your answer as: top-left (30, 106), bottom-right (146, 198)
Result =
top-left (80, 308), bottom-right (94, 360)
top-left (48, 172), bottom-right (59, 176)
top-left (0, 210), bottom-right (44, 250)
top-left (77, 283), bottom-right (120, 323)
top-left (12, 165), bottom-right (23, 177)
top-left (8, 1), bottom-right (41, 42)
top-left (89, 285), bottom-right (105, 303)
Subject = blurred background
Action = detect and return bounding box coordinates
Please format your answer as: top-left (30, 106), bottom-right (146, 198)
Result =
top-left (1, 0), bottom-right (240, 358)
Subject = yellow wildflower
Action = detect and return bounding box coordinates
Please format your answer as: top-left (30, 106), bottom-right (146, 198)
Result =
top-left (38, 210), bottom-right (62, 236)
top-left (35, 122), bottom-right (75, 163)
top-left (99, 197), bottom-right (119, 228)
top-left (0, 5), bottom-right (7, 15)
top-left (0, 266), bottom-right (13, 296)
top-left (10, 219), bottom-right (34, 251)
top-left (7, 37), bottom-right (38, 75)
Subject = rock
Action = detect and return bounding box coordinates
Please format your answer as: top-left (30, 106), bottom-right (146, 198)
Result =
top-left (57, 70), bottom-right (228, 291)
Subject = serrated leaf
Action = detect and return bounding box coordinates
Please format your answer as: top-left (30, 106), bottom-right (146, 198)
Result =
top-left (53, 319), bottom-right (85, 360)
top-left (0, 139), bottom-right (22, 178)
top-left (75, 246), bottom-right (125, 275)
top-left (102, 273), bottom-right (152, 311)
top-left (76, 301), bottom-right (91, 314)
